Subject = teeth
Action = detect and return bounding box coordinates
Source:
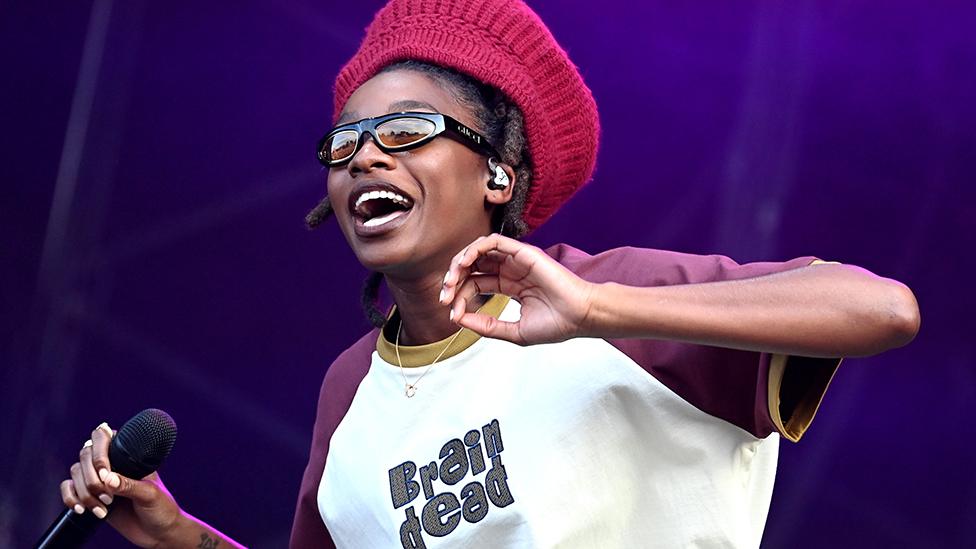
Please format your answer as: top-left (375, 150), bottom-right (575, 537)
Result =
top-left (354, 189), bottom-right (411, 209)
top-left (363, 210), bottom-right (405, 227)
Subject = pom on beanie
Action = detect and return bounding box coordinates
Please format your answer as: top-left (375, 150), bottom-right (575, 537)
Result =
top-left (334, 0), bottom-right (600, 233)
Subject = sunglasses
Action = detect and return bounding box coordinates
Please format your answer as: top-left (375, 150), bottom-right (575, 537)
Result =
top-left (317, 111), bottom-right (499, 167)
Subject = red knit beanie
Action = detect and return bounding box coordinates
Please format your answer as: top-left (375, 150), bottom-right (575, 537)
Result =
top-left (334, 0), bottom-right (600, 233)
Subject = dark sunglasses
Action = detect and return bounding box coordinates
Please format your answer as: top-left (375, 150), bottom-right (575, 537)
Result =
top-left (317, 111), bottom-right (499, 167)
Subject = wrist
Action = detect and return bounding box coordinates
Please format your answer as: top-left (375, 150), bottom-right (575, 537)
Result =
top-left (581, 282), bottom-right (665, 339)
top-left (156, 511), bottom-right (244, 549)
top-left (580, 281), bottom-right (620, 338)
top-left (154, 510), bottom-right (193, 549)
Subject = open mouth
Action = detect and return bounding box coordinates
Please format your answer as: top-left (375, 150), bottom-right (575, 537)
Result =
top-left (349, 184), bottom-right (415, 228)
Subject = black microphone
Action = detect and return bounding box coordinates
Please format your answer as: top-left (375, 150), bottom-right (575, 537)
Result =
top-left (34, 408), bottom-right (178, 549)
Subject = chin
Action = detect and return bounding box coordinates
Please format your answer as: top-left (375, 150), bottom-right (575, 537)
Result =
top-left (338, 210), bottom-right (482, 277)
top-left (349, 235), bottom-right (424, 275)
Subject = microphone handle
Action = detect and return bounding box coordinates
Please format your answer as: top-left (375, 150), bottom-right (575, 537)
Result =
top-left (34, 507), bottom-right (104, 548)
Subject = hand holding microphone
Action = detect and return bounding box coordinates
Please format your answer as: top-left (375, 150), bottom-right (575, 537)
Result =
top-left (43, 409), bottom-right (244, 548)
top-left (42, 409), bottom-right (182, 548)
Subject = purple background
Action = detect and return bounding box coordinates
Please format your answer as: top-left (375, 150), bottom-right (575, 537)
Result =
top-left (2, 1), bottom-right (973, 547)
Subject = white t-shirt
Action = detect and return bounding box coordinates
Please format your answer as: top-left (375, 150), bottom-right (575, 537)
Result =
top-left (290, 245), bottom-right (841, 548)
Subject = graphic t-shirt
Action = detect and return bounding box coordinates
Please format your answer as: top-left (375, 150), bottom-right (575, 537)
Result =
top-left (289, 245), bottom-right (841, 548)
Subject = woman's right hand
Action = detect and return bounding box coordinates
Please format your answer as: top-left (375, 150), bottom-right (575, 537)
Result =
top-left (59, 422), bottom-right (186, 548)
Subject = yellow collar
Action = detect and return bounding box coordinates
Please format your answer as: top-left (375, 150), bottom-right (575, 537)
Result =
top-left (376, 294), bottom-right (510, 367)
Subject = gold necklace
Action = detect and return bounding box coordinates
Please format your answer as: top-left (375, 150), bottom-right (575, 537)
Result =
top-left (395, 321), bottom-right (465, 398)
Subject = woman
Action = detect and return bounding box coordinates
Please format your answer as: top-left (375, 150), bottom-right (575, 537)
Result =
top-left (60, 0), bottom-right (920, 547)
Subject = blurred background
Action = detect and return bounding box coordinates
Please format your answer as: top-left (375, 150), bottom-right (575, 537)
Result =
top-left (2, 0), bottom-right (973, 546)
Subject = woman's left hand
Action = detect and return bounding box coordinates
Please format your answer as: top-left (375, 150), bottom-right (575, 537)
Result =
top-left (440, 234), bottom-right (596, 345)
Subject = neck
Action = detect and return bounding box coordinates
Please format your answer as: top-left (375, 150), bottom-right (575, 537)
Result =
top-left (386, 270), bottom-right (486, 346)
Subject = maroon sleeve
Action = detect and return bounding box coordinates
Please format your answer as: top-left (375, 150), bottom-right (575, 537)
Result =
top-left (546, 243), bottom-right (822, 439)
top-left (289, 330), bottom-right (377, 549)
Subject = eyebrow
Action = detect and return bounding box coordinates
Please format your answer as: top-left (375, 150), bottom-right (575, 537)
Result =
top-left (335, 100), bottom-right (440, 125)
top-left (389, 99), bottom-right (439, 113)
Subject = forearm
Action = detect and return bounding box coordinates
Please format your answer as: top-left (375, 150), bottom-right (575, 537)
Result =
top-left (161, 512), bottom-right (246, 549)
top-left (585, 263), bottom-right (920, 358)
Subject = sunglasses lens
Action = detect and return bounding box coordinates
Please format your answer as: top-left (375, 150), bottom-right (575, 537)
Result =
top-left (376, 117), bottom-right (436, 148)
top-left (325, 130), bottom-right (359, 164)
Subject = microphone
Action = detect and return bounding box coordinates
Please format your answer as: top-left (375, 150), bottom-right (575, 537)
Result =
top-left (34, 409), bottom-right (178, 549)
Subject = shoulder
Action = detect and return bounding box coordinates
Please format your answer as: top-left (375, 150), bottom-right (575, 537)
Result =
top-left (315, 329), bottom-right (379, 418)
top-left (310, 328), bottom-right (379, 440)
top-left (544, 243), bottom-right (705, 278)
top-left (322, 329), bottom-right (377, 389)
top-left (291, 329), bottom-right (378, 549)
top-left (544, 242), bottom-right (817, 285)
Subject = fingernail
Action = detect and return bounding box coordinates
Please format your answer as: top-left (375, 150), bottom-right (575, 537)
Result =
top-left (92, 506), bottom-right (107, 519)
top-left (439, 288), bottom-right (446, 302)
top-left (449, 309), bottom-right (455, 321)
top-left (443, 271), bottom-right (451, 285)
top-left (99, 493), bottom-right (113, 505)
top-left (97, 422), bottom-right (113, 436)
top-left (107, 472), bottom-right (121, 489)
top-left (73, 504), bottom-right (85, 515)
top-left (98, 468), bottom-right (109, 483)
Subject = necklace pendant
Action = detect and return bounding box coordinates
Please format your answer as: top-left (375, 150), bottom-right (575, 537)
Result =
top-left (405, 385), bottom-right (417, 398)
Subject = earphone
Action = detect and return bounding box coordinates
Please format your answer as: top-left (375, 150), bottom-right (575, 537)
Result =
top-left (487, 158), bottom-right (510, 190)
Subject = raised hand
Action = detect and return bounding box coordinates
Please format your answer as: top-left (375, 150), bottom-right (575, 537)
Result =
top-left (439, 234), bottom-right (596, 345)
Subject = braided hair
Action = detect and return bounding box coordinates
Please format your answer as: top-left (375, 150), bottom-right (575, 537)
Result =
top-left (306, 60), bottom-right (533, 327)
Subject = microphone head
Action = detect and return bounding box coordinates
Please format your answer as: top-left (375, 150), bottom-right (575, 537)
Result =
top-left (108, 408), bottom-right (177, 480)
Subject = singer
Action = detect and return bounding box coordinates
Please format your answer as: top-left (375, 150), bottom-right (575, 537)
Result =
top-left (58, 0), bottom-right (920, 547)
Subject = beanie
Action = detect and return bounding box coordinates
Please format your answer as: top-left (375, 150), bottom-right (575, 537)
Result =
top-left (334, 0), bottom-right (600, 232)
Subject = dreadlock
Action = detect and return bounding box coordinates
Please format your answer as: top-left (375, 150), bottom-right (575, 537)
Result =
top-left (306, 61), bottom-right (533, 328)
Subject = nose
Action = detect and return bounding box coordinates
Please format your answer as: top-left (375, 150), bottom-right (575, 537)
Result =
top-left (347, 133), bottom-right (396, 175)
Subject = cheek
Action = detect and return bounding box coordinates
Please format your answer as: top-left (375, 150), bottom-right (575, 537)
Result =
top-left (415, 151), bottom-right (486, 211)
top-left (325, 173), bottom-right (354, 236)
top-left (326, 173), bottom-right (347, 213)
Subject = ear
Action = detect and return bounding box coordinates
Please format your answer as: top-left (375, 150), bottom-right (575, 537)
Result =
top-left (485, 158), bottom-right (515, 205)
